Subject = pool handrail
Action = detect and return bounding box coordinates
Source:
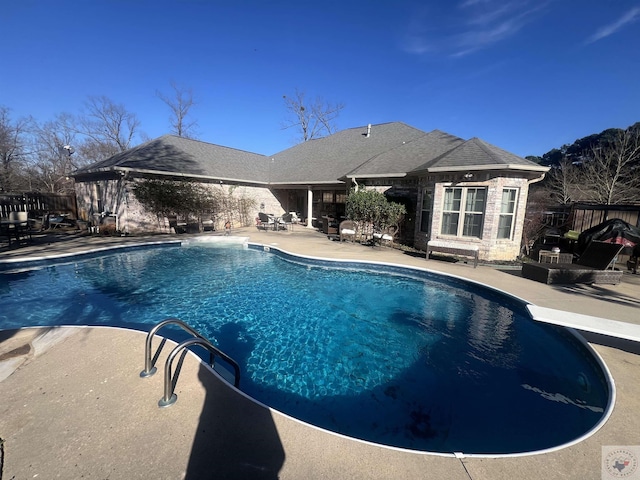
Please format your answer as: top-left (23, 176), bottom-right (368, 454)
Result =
top-left (140, 317), bottom-right (210, 378)
top-left (158, 337), bottom-right (241, 407)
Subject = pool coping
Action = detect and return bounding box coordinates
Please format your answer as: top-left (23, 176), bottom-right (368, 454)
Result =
top-left (0, 237), bottom-right (620, 459)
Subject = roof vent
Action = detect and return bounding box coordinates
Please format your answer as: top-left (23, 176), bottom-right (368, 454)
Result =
top-left (366, 124), bottom-right (371, 138)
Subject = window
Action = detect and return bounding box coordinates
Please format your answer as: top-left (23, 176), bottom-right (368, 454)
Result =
top-left (420, 189), bottom-right (432, 233)
top-left (322, 191), bottom-right (334, 203)
top-left (441, 188), bottom-right (461, 235)
top-left (335, 192), bottom-right (347, 204)
top-left (498, 188), bottom-right (518, 239)
top-left (440, 187), bottom-right (486, 238)
top-left (462, 188), bottom-right (486, 237)
top-left (94, 184), bottom-right (104, 213)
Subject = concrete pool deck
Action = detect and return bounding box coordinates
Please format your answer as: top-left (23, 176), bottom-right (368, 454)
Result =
top-left (1, 228), bottom-right (639, 479)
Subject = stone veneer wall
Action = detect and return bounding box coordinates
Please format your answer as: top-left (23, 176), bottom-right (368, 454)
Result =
top-left (414, 175), bottom-right (531, 262)
top-left (75, 177), bottom-right (281, 234)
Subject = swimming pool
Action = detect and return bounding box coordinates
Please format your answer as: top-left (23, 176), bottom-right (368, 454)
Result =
top-left (0, 242), bottom-right (612, 455)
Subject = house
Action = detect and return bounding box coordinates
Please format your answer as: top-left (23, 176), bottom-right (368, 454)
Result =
top-left (71, 122), bottom-right (548, 261)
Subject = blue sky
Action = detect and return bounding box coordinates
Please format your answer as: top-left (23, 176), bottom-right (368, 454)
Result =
top-left (2, 1), bottom-right (639, 158)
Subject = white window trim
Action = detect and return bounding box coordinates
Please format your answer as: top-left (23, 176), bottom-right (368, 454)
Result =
top-left (497, 187), bottom-right (519, 240)
top-left (420, 188), bottom-right (432, 233)
top-left (440, 186), bottom-right (486, 239)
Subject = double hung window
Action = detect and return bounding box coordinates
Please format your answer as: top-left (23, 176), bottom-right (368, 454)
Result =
top-left (441, 187), bottom-right (486, 238)
top-left (420, 189), bottom-right (432, 233)
top-left (497, 188), bottom-right (518, 239)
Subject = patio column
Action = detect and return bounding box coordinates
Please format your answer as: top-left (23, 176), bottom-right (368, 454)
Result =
top-left (306, 187), bottom-right (314, 229)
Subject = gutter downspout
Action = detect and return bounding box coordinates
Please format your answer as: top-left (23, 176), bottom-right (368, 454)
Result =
top-left (527, 172), bottom-right (546, 186)
top-left (522, 171), bottom-right (549, 257)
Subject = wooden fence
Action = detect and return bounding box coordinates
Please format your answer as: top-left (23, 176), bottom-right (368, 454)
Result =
top-left (0, 192), bottom-right (78, 219)
top-left (536, 203), bottom-right (640, 233)
top-left (571, 203), bottom-right (640, 231)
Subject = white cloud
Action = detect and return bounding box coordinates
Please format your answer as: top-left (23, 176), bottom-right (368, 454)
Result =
top-left (402, 35), bottom-right (435, 55)
top-left (452, 11), bottom-right (529, 56)
top-left (459, 0), bottom-right (493, 8)
top-left (401, 1), bottom-right (548, 58)
top-left (585, 7), bottom-right (640, 44)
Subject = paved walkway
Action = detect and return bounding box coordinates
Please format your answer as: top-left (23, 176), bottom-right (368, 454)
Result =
top-left (1, 228), bottom-right (639, 479)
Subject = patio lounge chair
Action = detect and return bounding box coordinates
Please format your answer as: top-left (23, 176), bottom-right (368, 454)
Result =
top-left (521, 241), bottom-right (624, 285)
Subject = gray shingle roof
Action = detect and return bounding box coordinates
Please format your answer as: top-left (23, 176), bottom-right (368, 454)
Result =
top-left (269, 122), bottom-right (427, 183)
top-left (73, 135), bottom-right (269, 182)
top-left (346, 129), bottom-right (465, 178)
top-left (413, 137), bottom-right (547, 172)
top-left (73, 123), bottom-right (547, 184)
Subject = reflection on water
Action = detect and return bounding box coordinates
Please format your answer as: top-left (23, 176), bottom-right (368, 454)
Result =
top-left (521, 384), bottom-right (604, 413)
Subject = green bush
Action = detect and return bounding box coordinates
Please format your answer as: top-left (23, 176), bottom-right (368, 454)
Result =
top-left (345, 188), bottom-right (406, 233)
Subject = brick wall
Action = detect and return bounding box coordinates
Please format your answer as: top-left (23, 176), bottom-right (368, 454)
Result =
top-left (75, 177), bottom-right (279, 234)
top-left (414, 174), bottom-right (534, 261)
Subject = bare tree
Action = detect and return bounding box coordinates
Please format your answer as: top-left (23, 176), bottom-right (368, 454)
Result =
top-left (77, 95), bottom-right (141, 160)
top-left (0, 106), bottom-right (34, 192)
top-left (545, 158), bottom-right (580, 204)
top-left (156, 81), bottom-right (199, 138)
top-left (577, 129), bottom-right (640, 204)
top-left (282, 89), bottom-right (344, 143)
top-left (30, 113), bottom-right (81, 193)
top-left (521, 187), bottom-right (555, 257)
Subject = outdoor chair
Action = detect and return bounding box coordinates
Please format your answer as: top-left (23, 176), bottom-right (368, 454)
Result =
top-left (7, 211), bottom-right (32, 244)
top-left (373, 226), bottom-right (397, 247)
top-left (279, 213), bottom-right (293, 231)
top-left (322, 216), bottom-right (338, 235)
top-left (339, 220), bottom-right (356, 242)
top-left (9, 211), bottom-right (28, 224)
top-left (627, 244), bottom-right (640, 274)
top-left (47, 213), bottom-right (75, 230)
top-left (0, 217), bottom-right (11, 245)
top-left (257, 212), bottom-right (275, 231)
top-left (202, 219), bottom-right (215, 232)
top-left (168, 216), bottom-right (186, 234)
top-left (521, 240), bottom-right (624, 285)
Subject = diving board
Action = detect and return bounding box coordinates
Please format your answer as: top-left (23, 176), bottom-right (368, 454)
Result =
top-left (527, 305), bottom-right (640, 343)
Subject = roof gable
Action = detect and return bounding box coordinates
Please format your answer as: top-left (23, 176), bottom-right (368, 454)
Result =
top-left (413, 137), bottom-right (547, 173)
top-left (346, 129), bottom-right (465, 178)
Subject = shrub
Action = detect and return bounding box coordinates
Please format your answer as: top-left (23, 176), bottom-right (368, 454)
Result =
top-left (345, 188), bottom-right (406, 235)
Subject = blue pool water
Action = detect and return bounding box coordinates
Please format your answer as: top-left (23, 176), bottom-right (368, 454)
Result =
top-left (0, 244), bottom-right (610, 454)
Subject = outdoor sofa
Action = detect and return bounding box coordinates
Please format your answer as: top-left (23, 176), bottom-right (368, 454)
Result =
top-left (521, 241), bottom-right (624, 285)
